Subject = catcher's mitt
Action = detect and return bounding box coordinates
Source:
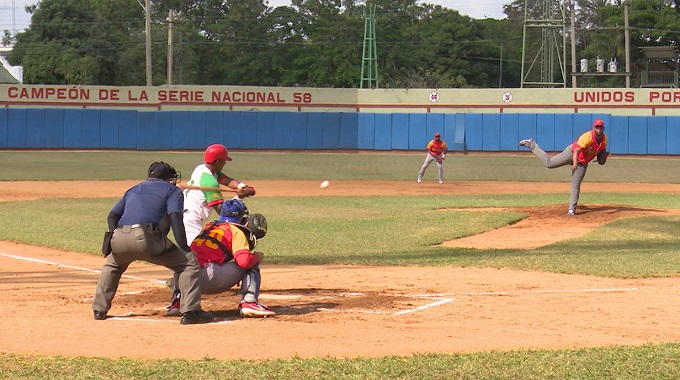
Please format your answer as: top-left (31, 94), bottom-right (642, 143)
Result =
top-left (597, 150), bottom-right (609, 165)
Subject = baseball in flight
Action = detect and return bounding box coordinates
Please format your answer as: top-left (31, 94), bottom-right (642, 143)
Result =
top-left (320, 180), bottom-right (330, 189)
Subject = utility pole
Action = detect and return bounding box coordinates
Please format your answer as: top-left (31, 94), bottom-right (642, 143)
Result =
top-left (167, 9), bottom-right (174, 85)
top-left (145, 0), bottom-right (152, 86)
top-left (498, 42), bottom-right (503, 88)
top-left (570, 0), bottom-right (577, 87)
top-left (624, 0), bottom-right (631, 88)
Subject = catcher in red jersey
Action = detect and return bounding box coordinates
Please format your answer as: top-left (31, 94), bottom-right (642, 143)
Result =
top-left (166, 200), bottom-right (274, 318)
top-left (519, 119), bottom-right (609, 215)
top-left (417, 132), bottom-right (448, 184)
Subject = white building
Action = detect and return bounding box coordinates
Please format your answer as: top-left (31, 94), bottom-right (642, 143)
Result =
top-left (0, 45), bottom-right (22, 83)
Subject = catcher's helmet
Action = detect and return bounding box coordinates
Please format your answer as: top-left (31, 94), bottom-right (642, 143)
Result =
top-left (219, 198), bottom-right (249, 224)
top-left (204, 144), bottom-right (232, 163)
top-left (148, 162), bottom-right (181, 183)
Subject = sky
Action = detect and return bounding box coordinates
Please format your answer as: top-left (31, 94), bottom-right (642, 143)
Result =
top-left (0, 0), bottom-right (506, 35)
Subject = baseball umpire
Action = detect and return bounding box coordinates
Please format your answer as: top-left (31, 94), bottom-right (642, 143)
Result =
top-left (166, 197), bottom-right (275, 318)
top-left (92, 161), bottom-right (214, 325)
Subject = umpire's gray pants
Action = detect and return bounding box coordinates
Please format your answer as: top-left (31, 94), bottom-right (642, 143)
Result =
top-left (92, 226), bottom-right (202, 314)
top-left (531, 144), bottom-right (588, 211)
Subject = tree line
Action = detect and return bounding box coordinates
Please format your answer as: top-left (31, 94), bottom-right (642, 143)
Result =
top-left (5, 0), bottom-right (680, 88)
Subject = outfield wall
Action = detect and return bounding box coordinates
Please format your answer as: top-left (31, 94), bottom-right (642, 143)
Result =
top-left (1, 85), bottom-right (679, 154)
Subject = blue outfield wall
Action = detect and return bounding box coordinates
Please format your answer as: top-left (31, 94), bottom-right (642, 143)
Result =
top-left (0, 108), bottom-right (679, 155)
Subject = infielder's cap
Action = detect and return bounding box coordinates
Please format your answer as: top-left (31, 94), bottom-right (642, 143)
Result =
top-left (593, 119), bottom-right (605, 128)
top-left (434, 132), bottom-right (441, 138)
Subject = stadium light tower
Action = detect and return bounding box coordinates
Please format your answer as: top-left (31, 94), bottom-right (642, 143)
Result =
top-left (520, 0), bottom-right (567, 87)
top-left (360, 5), bottom-right (378, 89)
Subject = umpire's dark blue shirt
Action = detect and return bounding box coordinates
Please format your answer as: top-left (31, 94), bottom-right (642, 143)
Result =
top-left (112, 179), bottom-right (184, 226)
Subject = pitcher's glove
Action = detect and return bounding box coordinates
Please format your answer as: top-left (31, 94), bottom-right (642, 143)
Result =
top-left (597, 151), bottom-right (609, 165)
top-left (236, 184), bottom-right (256, 198)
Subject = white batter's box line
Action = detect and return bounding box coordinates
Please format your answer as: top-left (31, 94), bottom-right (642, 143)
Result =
top-left (104, 315), bottom-right (235, 325)
top-left (0, 251), bottom-right (167, 284)
top-left (412, 287), bottom-right (651, 298)
top-left (319, 293), bottom-right (455, 316)
top-left (463, 287), bottom-right (647, 295)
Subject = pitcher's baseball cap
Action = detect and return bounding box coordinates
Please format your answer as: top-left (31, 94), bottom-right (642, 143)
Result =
top-left (434, 132), bottom-right (441, 138)
top-left (593, 119), bottom-right (605, 128)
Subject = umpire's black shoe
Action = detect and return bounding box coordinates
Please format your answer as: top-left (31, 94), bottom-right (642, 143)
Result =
top-left (93, 311), bottom-right (107, 320)
top-left (180, 309), bottom-right (214, 325)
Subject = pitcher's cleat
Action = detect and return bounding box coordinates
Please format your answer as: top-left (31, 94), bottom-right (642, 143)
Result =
top-left (519, 138), bottom-right (536, 150)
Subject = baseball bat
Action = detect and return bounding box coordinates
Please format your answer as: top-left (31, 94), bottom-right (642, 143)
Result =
top-left (179, 184), bottom-right (237, 193)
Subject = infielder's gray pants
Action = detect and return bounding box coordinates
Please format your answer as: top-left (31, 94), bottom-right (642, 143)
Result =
top-left (92, 226), bottom-right (203, 314)
top-left (418, 154), bottom-right (444, 182)
top-left (531, 144), bottom-right (588, 211)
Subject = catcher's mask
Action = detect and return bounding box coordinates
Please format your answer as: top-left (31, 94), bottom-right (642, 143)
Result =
top-left (219, 198), bottom-right (249, 224)
top-left (148, 161), bottom-right (181, 184)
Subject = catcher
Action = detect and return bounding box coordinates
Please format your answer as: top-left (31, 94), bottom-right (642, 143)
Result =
top-left (166, 197), bottom-right (275, 318)
top-left (182, 143), bottom-right (256, 244)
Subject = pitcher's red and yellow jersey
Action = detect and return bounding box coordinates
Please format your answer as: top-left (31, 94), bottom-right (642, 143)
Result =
top-left (572, 130), bottom-right (607, 164)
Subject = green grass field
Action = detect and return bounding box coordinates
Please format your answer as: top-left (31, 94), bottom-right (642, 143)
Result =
top-left (1, 151), bottom-right (680, 379)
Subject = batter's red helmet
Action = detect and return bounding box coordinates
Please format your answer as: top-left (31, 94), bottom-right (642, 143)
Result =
top-left (204, 144), bottom-right (232, 163)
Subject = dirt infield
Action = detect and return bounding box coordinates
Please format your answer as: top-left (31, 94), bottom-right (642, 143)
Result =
top-left (1, 180), bottom-right (680, 360)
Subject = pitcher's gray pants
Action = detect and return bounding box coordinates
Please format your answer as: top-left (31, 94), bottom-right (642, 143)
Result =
top-left (531, 144), bottom-right (588, 212)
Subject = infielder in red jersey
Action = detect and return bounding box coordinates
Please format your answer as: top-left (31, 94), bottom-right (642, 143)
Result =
top-left (418, 132), bottom-right (449, 184)
top-left (519, 119), bottom-right (609, 215)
